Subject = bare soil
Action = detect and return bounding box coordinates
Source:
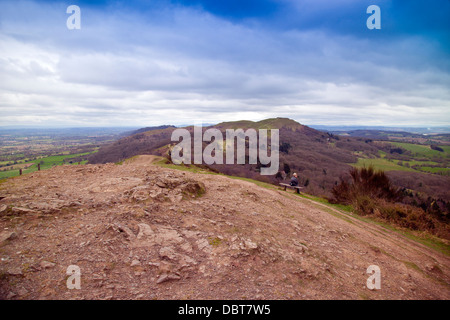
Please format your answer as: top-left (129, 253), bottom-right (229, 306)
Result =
top-left (0, 155), bottom-right (448, 300)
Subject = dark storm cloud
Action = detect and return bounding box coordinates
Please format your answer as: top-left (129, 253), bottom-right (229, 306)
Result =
top-left (0, 0), bottom-right (449, 127)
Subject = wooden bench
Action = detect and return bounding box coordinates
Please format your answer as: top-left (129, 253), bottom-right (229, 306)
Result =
top-left (279, 183), bottom-right (303, 194)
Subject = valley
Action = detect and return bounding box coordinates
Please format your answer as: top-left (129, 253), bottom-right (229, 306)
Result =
top-left (0, 127), bottom-right (132, 179)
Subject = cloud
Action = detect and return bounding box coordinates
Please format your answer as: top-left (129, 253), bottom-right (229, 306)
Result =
top-left (0, 0), bottom-right (449, 127)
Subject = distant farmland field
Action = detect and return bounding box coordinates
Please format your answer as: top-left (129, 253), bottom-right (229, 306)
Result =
top-left (352, 141), bottom-right (449, 175)
top-left (389, 142), bottom-right (448, 158)
top-left (353, 157), bottom-right (415, 172)
top-left (0, 151), bottom-right (94, 179)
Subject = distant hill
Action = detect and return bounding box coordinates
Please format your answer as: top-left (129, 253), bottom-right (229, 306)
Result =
top-left (214, 118), bottom-right (305, 131)
top-left (311, 125), bottom-right (450, 135)
top-left (88, 118), bottom-right (375, 196)
top-left (328, 129), bottom-right (450, 140)
top-left (88, 118), bottom-right (449, 204)
top-left (333, 130), bottom-right (424, 140)
top-left (88, 126), bottom-right (175, 164)
top-left (126, 125), bottom-right (176, 136)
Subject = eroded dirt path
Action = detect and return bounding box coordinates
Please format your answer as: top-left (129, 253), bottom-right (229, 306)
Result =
top-left (0, 155), bottom-right (448, 299)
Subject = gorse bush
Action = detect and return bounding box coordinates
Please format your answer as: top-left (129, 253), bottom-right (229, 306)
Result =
top-left (331, 166), bottom-right (402, 205)
top-left (331, 166), bottom-right (449, 239)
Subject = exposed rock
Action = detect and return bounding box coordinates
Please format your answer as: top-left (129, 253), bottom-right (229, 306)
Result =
top-left (0, 204), bottom-right (7, 213)
top-left (17, 287), bottom-right (28, 296)
top-left (30, 201), bottom-right (65, 214)
top-left (180, 241), bottom-right (193, 253)
top-left (154, 226), bottom-right (184, 246)
top-left (179, 254), bottom-right (197, 266)
top-left (156, 181), bottom-right (167, 188)
top-left (159, 246), bottom-right (178, 260)
top-left (11, 207), bottom-right (38, 214)
top-left (40, 261), bottom-right (56, 269)
top-left (293, 241), bottom-right (308, 252)
top-left (7, 292), bottom-right (16, 299)
top-left (137, 223), bottom-right (154, 239)
top-left (180, 181), bottom-right (206, 198)
top-left (156, 273), bottom-right (181, 284)
top-left (169, 194), bottom-right (183, 203)
top-left (149, 189), bottom-right (164, 200)
top-left (148, 262), bottom-right (160, 268)
top-left (196, 238), bottom-right (212, 253)
top-left (182, 230), bottom-right (198, 238)
top-left (114, 223), bottom-right (136, 240)
top-left (130, 259), bottom-right (141, 267)
top-left (0, 231), bottom-right (17, 244)
top-left (6, 267), bottom-right (23, 276)
top-left (130, 188), bottom-right (150, 202)
top-left (244, 239), bottom-right (258, 250)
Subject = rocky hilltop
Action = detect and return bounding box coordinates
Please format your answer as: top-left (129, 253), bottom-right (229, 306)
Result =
top-left (0, 156), bottom-right (448, 299)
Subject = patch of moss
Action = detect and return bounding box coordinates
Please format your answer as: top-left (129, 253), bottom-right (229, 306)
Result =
top-left (208, 237), bottom-right (222, 246)
top-left (402, 261), bottom-right (422, 273)
top-left (181, 181), bottom-right (206, 199)
top-left (358, 292), bottom-right (371, 300)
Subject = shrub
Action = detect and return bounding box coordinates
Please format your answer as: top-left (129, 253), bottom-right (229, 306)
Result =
top-left (331, 166), bottom-right (449, 239)
top-left (331, 166), bottom-right (402, 205)
top-left (430, 145), bottom-right (444, 152)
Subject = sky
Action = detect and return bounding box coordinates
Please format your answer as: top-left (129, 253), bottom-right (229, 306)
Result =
top-left (0, 0), bottom-right (449, 128)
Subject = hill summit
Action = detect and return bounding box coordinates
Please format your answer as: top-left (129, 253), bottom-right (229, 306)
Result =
top-left (214, 118), bottom-right (305, 130)
top-left (0, 155), bottom-right (448, 299)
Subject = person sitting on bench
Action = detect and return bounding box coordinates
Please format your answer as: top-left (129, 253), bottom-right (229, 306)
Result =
top-left (290, 173), bottom-right (299, 186)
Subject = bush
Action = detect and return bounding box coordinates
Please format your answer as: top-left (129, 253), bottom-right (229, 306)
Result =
top-left (331, 166), bottom-right (402, 205)
top-left (430, 145), bottom-right (444, 152)
top-left (330, 166), bottom-right (449, 239)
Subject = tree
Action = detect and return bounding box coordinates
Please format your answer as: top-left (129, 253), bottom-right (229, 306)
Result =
top-left (304, 179), bottom-right (310, 187)
top-left (283, 163), bottom-right (291, 175)
top-left (280, 142), bottom-right (291, 154)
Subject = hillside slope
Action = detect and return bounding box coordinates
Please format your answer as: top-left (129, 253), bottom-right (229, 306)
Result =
top-left (88, 118), bottom-right (371, 194)
top-left (0, 156), bottom-right (448, 299)
top-left (87, 118), bottom-right (449, 204)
